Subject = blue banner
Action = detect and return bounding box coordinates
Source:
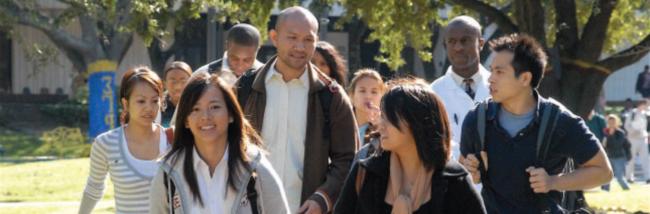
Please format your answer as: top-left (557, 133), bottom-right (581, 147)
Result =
top-left (87, 61), bottom-right (118, 139)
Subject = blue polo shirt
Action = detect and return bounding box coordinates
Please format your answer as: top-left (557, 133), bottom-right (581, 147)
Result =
top-left (460, 91), bottom-right (601, 213)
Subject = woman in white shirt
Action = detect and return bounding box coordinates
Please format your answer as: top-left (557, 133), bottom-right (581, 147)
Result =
top-left (79, 66), bottom-right (169, 214)
top-left (149, 73), bottom-right (289, 214)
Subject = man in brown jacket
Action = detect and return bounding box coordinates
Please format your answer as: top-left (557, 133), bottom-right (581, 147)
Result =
top-left (235, 6), bottom-right (358, 214)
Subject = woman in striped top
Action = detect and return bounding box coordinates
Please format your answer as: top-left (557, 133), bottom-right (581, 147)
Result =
top-left (79, 66), bottom-right (169, 214)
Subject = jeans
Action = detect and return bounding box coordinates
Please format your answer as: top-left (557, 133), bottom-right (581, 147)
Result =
top-left (603, 157), bottom-right (630, 191)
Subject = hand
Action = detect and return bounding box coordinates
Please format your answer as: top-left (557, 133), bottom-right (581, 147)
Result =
top-left (297, 200), bottom-right (323, 214)
top-left (365, 102), bottom-right (381, 125)
top-left (459, 154), bottom-right (482, 183)
top-left (526, 167), bottom-right (556, 193)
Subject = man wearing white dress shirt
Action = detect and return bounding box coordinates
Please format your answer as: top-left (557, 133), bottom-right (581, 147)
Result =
top-left (431, 16), bottom-right (491, 160)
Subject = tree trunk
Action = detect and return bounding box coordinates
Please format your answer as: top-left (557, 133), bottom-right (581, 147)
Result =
top-left (347, 18), bottom-right (367, 76)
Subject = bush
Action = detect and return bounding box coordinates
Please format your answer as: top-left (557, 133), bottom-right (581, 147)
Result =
top-left (35, 127), bottom-right (90, 158)
top-left (39, 99), bottom-right (88, 126)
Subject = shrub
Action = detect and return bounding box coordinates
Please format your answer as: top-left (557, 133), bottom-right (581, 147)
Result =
top-left (35, 127), bottom-right (90, 158)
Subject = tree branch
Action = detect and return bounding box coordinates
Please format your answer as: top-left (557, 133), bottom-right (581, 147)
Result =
top-left (553, 0), bottom-right (579, 56)
top-left (448, 0), bottom-right (518, 34)
top-left (0, 1), bottom-right (92, 56)
top-left (576, 0), bottom-right (617, 61)
top-left (597, 33), bottom-right (650, 73)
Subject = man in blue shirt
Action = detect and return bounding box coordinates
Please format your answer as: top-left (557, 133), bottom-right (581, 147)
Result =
top-left (459, 34), bottom-right (612, 213)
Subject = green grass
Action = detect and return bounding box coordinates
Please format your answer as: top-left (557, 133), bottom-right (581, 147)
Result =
top-left (0, 203), bottom-right (115, 214)
top-left (0, 158), bottom-right (114, 202)
top-left (585, 183), bottom-right (650, 213)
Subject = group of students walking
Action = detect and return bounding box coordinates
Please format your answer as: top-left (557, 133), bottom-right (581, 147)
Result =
top-left (79, 6), bottom-right (615, 214)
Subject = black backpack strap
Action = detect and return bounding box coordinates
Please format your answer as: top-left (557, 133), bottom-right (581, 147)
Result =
top-left (319, 87), bottom-right (333, 141)
top-left (246, 171), bottom-right (259, 214)
top-left (534, 102), bottom-right (562, 213)
top-left (476, 101), bottom-right (487, 154)
top-left (207, 59), bottom-right (224, 75)
top-left (163, 172), bottom-right (177, 214)
top-left (236, 69), bottom-right (256, 108)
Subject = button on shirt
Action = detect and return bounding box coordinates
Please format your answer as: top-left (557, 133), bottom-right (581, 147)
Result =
top-left (192, 146), bottom-right (233, 214)
top-left (261, 61), bottom-right (309, 212)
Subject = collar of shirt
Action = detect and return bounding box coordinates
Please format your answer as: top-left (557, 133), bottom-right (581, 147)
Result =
top-left (193, 145), bottom-right (229, 178)
top-left (222, 51), bottom-right (231, 72)
top-left (265, 59), bottom-right (310, 88)
top-left (449, 67), bottom-right (483, 91)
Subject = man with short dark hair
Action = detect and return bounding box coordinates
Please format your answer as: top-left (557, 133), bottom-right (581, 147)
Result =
top-left (459, 34), bottom-right (612, 213)
top-left (195, 23), bottom-right (264, 84)
top-left (236, 6), bottom-right (357, 214)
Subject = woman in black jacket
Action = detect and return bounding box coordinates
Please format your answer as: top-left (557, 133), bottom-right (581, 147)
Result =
top-left (334, 80), bottom-right (486, 214)
top-left (602, 114), bottom-right (632, 191)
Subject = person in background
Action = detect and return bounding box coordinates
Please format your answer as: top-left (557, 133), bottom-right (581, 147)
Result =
top-left (335, 82), bottom-right (486, 214)
top-left (195, 23), bottom-right (265, 85)
top-left (624, 99), bottom-right (650, 183)
top-left (313, 41), bottom-right (348, 87)
top-left (79, 66), bottom-right (169, 214)
top-left (635, 65), bottom-right (650, 99)
top-left (161, 61), bottom-right (192, 128)
top-left (430, 16), bottom-right (491, 160)
top-left (601, 114), bottom-right (632, 191)
top-left (586, 109), bottom-right (607, 141)
top-left (149, 73), bottom-right (289, 213)
top-left (347, 69), bottom-right (386, 145)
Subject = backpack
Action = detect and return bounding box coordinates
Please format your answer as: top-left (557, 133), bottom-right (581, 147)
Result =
top-left (236, 69), bottom-right (336, 141)
top-left (475, 99), bottom-right (592, 214)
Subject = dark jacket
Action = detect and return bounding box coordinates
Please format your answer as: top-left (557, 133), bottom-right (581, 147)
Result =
top-left (334, 151), bottom-right (487, 214)
top-left (460, 91), bottom-right (603, 213)
top-left (603, 128), bottom-right (632, 159)
top-left (235, 56), bottom-right (358, 211)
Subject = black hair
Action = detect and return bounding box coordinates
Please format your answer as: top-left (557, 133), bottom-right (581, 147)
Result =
top-left (489, 34), bottom-right (548, 88)
top-left (226, 23), bottom-right (261, 48)
top-left (380, 83), bottom-right (451, 171)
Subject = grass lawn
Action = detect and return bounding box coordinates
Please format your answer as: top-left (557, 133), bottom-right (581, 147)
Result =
top-left (585, 183), bottom-right (650, 213)
top-left (0, 158), bottom-right (114, 206)
top-left (0, 153), bottom-right (649, 213)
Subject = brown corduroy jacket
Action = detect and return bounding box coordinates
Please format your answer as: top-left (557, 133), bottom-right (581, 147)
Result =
top-left (235, 56), bottom-right (358, 212)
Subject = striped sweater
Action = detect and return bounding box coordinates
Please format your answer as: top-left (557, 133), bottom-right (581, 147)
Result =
top-left (79, 127), bottom-right (164, 214)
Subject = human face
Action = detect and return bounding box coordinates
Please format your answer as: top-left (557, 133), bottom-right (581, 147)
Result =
top-left (488, 51), bottom-right (531, 103)
top-left (444, 25), bottom-right (483, 71)
top-left (122, 82), bottom-right (161, 126)
top-left (377, 114), bottom-right (416, 153)
top-left (352, 77), bottom-right (383, 115)
top-left (311, 51), bottom-right (330, 75)
top-left (226, 43), bottom-right (259, 76)
top-left (186, 86), bottom-right (231, 146)
top-left (270, 18), bottom-right (318, 71)
top-left (607, 117), bottom-right (617, 129)
top-left (165, 69), bottom-right (190, 103)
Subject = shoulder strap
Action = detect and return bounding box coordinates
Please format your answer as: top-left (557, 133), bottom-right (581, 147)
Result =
top-left (165, 127), bottom-right (174, 145)
top-left (534, 101), bottom-right (562, 214)
top-left (246, 171), bottom-right (259, 214)
top-left (476, 102), bottom-right (488, 153)
top-left (163, 172), bottom-right (177, 214)
top-left (354, 164), bottom-right (366, 196)
top-left (319, 87), bottom-right (333, 141)
top-left (207, 60), bottom-right (224, 75)
top-left (236, 69), bottom-right (257, 108)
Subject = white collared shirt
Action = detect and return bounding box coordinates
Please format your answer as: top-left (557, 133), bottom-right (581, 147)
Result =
top-left (449, 68), bottom-right (483, 92)
top-left (261, 60), bottom-right (310, 212)
top-left (192, 146), bottom-right (234, 214)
